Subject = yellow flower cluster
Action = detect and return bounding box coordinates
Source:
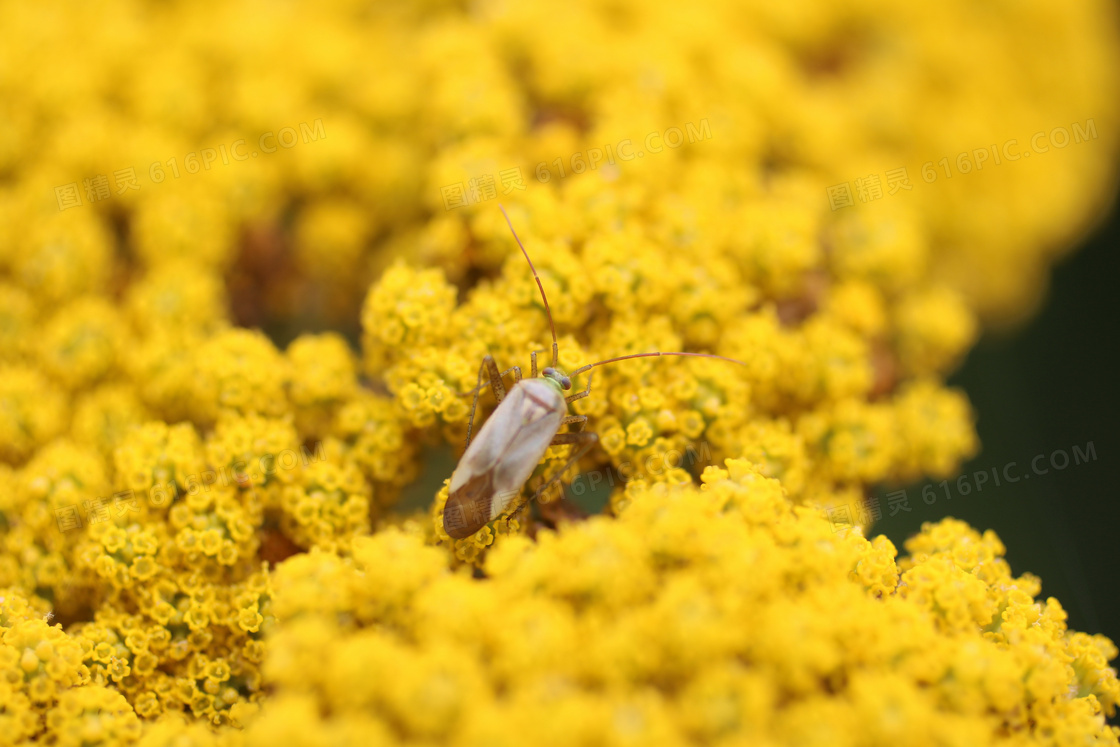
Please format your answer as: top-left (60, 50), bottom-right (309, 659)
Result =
top-left (140, 464), bottom-right (1117, 746)
top-left (0, 0), bottom-right (1114, 744)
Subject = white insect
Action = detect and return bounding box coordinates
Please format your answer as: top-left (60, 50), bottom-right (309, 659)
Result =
top-left (442, 205), bottom-right (746, 540)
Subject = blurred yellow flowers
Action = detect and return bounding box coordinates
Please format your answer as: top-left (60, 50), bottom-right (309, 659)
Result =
top-left (0, 0), bottom-right (1117, 744)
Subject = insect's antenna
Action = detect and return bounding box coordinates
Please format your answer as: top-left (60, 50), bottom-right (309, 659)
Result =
top-left (500, 203), bottom-right (558, 367)
top-left (568, 351), bottom-right (748, 377)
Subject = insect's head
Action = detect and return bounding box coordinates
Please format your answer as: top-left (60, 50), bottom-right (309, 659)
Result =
top-left (541, 367), bottom-right (571, 391)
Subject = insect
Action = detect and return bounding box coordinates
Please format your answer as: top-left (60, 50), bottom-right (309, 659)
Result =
top-left (442, 205), bottom-right (747, 540)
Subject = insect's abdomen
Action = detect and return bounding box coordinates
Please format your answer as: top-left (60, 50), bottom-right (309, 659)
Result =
top-left (443, 379), bottom-right (565, 539)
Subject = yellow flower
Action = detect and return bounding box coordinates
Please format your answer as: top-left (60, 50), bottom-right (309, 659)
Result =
top-left (895, 286), bottom-right (978, 375)
top-left (191, 329), bottom-right (291, 424)
top-left (125, 260), bottom-right (228, 335)
top-left (0, 365), bottom-right (66, 463)
top-left (0, 0), bottom-right (1115, 742)
top-left (44, 683), bottom-right (141, 745)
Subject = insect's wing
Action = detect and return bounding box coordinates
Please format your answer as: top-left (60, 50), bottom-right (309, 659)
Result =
top-left (449, 385), bottom-right (530, 493)
top-left (444, 469), bottom-right (496, 539)
top-left (489, 387), bottom-right (566, 517)
top-left (447, 382), bottom-right (564, 527)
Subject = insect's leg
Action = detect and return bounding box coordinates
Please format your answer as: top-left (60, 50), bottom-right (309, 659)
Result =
top-left (535, 430), bottom-right (598, 504)
top-left (463, 359), bottom-right (488, 451)
top-left (502, 431), bottom-right (599, 523)
top-left (500, 417), bottom-right (588, 530)
top-left (565, 372), bottom-right (593, 405)
top-left (500, 495), bottom-right (531, 536)
top-left (559, 414), bottom-right (587, 431)
top-left (529, 349), bottom-right (547, 379)
top-left (458, 365), bottom-right (521, 398)
top-left (484, 356), bottom-right (507, 403)
top-left (527, 345), bottom-right (556, 378)
top-left (463, 360), bottom-right (522, 450)
top-left (465, 355), bottom-right (508, 449)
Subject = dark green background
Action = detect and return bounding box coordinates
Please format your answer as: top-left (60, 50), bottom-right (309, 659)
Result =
top-left (875, 201), bottom-right (1119, 647)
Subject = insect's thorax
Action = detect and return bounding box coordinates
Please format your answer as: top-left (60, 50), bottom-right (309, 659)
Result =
top-left (511, 377), bottom-right (567, 423)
